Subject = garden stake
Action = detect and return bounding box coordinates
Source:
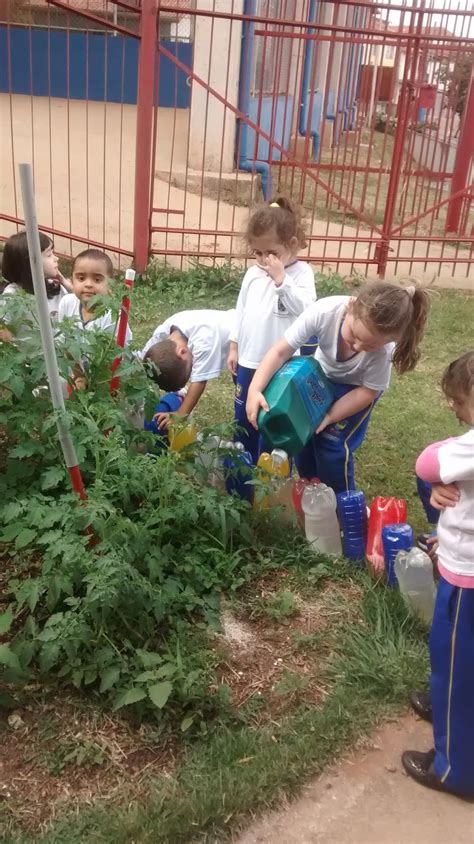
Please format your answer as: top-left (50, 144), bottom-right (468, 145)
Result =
top-left (19, 163), bottom-right (88, 502)
top-left (110, 268), bottom-right (136, 394)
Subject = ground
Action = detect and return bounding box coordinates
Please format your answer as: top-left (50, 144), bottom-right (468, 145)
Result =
top-left (1, 277), bottom-right (473, 842)
top-left (235, 716), bottom-right (474, 844)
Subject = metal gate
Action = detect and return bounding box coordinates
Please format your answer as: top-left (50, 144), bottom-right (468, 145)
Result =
top-left (1, 1), bottom-right (473, 280)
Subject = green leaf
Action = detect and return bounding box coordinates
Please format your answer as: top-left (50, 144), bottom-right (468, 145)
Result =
top-left (41, 466), bottom-right (66, 490)
top-left (148, 681), bottom-right (173, 710)
top-left (136, 649), bottom-right (162, 668)
top-left (0, 502), bottom-right (23, 523)
top-left (99, 667), bottom-right (121, 693)
top-left (0, 644), bottom-right (21, 670)
top-left (15, 528), bottom-right (37, 549)
top-left (0, 607), bottom-right (13, 634)
top-left (113, 687), bottom-right (148, 710)
top-left (180, 714), bottom-right (194, 733)
top-left (0, 523), bottom-right (23, 543)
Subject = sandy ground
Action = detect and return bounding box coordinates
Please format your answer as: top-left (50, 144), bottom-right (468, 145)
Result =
top-left (234, 714), bottom-right (474, 844)
top-left (1, 94), bottom-right (472, 287)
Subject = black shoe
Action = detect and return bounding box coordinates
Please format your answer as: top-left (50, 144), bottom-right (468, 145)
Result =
top-left (402, 749), bottom-right (445, 791)
top-left (410, 689), bottom-right (433, 723)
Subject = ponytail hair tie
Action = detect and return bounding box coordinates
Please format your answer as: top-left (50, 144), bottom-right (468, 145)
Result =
top-left (405, 284), bottom-right (416, 298)
top-left (269, 202), bottom-right (280, 207)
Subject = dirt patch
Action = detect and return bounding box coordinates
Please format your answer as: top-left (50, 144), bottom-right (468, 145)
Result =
top-left (0, 693), bottom-right (176, 835)
top-left (216, 575), bottom-right (363, 718)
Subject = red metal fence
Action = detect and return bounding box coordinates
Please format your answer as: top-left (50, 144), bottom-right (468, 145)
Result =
top-left (1, 0), bottom-right (473, 280)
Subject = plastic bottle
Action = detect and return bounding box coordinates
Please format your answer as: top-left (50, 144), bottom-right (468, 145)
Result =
top-left (382, 523), bottom-right (414, 586)
top-left (223, 448), bottom-right (254, 503)
top-left (302, 483), bottom-right (342, 555)
top-left (254, 450), bottom-right (290, 510)
top-left (168, 420), bottom-right (198, 452)
top-left (258, 357), bottom-right (334, 455)
top-left (366, 497), bottom-right (407, 575)
top-left (292, 478), bottom-right (320, 526)
top-left (395, 548), bottom-right (436, 624)
top-left (336, 490), bottom-right (368, 565)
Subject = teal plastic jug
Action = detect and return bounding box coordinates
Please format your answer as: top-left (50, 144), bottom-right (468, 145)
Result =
top-left (258, 358), bottom-right (334, 456)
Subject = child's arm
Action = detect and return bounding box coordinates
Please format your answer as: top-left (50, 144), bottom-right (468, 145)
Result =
top-left (227, 341), bottom-right (238, 376)
top-left (416, 438), bottom-right (464, 511)
top-left (154, 381), bottom-right (207, 431)
top-left (315, 386), bottom-right (379, 434)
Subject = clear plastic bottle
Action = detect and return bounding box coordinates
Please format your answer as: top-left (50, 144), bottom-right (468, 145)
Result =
top-left (394, 548), bottom-right (436, 624)
top-left (302, 483), bottom-right (342, 555)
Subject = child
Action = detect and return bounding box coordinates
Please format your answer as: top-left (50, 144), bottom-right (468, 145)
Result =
top-left (141, 308), bottom-right (235, 430)
top-left (246, 282), bottom-right (429, 492)
top-left (402, 351), bottom-right (474, 797)
top-left (58, 248), bottom-right (132, 344)
top-left (1, 231), bottom-right (71, 324)
top-left (228, 197), bottom-right (316, 461)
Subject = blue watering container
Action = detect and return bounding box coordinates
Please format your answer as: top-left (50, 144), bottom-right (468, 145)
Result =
top-left (336, 490), bottom-right (368, 565)
top-left (223, 449), bottom-right (254, 503)
top-left (382, 523), bottom-right (414, 586)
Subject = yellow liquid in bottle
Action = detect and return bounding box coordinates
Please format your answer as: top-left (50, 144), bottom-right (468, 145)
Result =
top-left (169, 421), bottom-right (198, 452)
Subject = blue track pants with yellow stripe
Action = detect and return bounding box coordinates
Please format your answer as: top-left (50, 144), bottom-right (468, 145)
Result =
top-left (294, 382), bottom-right (377, 493)
top-left (430, 576), bottom-right (474, 795)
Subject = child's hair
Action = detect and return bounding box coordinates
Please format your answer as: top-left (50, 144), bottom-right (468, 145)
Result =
top-left (245, 196), bottom-right (307, 249)
top-left (352, 281), bottom-right (430, 374)
top-left (441, 351), bottom-right (474, 403)
top-left (144, 339), bottom-right (190, 391)
top-left (72, 248), bottom-right (114, 277)
top-left (2, 230), bottom-right (58, 298)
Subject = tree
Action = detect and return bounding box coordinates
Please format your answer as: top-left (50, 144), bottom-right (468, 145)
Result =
top-left (438, 56), bottom-right (473, 120)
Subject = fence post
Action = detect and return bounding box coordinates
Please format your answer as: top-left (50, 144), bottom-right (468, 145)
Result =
top-left (133, 0), bottom-right (158, 272)
top-left (446, 69), bottom-right (474, 235)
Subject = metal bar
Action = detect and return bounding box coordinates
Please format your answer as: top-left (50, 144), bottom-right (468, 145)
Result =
top-left (45, 0), bottom-right (139, 38)
top-left (151, 207), bottom-right (185, 215)
top-left (158, 4), bottom-right (474, 35)
top-left (392, 183), bottom-right (474, 235)
top-left (0, 214), bottom-right (134, 255)
top-left (19, 162), bottom-right (86, 499)
top-left (110, 268), bottom-right (136, 394)
top-left (158, 41), bottom-right (385, 235)
top-left (446, 69), bottom-right (474, 233)
top-left (133, 0), bottom-right (158, 271)
top-left (254, 28), bottom-right (474, 49)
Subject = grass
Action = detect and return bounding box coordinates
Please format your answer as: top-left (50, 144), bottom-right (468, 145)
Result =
top-left (2, 263), bottom-right (473, 842)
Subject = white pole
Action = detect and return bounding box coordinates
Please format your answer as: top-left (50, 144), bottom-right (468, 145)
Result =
top-left (19, 163), bottom-right (86, 497)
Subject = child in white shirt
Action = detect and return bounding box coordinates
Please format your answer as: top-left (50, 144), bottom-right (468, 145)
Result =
top-left (247, 282), bottom-right (429, 492)
top-left (1, 231), bottom-right (71, 339)
top-left (228, 197), bottom-right (316, 460)
top-left (141, 308), bottom-right (235, 431)
top-left (402, 351), bottom-right (474, 797)
top-left (58, 249), bottom-right (132, 344)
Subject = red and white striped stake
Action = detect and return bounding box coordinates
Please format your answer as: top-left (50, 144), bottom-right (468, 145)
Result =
top-left (19, 163), bottom-right (87, 502)
top-left (110, 268), bottom-right (135, 394)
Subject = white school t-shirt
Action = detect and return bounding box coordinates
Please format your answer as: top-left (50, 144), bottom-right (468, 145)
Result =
top-left (141, 308), bottom-right (235, 383)
top-left (57, 293), bottom-right (133, 345)
top-left (284, 295), bottom-right (394, 392)
top-left (437, 429), bottom-right (474, 579)
top-left (230, 261), bottom-right (316, 369)
top-left (2, 281), bottom-right (68, 320)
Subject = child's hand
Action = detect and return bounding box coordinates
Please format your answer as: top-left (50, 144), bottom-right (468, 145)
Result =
top-left (154, 411), bottom-right (171, 432)
top-left (227, 347), bottom-right (238, 376)
top-left (246, 390), bottom-right (269, 430)
top-left (56, 270), bottom-right (73, 292)
top-left (315, 412), bottom-right (333, 434)
top-left (264, 254), bottom-right (287, 287)
top-left (430, 481), bottom-right (459, 510)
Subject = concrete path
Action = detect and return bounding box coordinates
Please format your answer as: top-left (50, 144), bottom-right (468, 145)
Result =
top-left (235, 715), bottom-right (474, 844)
